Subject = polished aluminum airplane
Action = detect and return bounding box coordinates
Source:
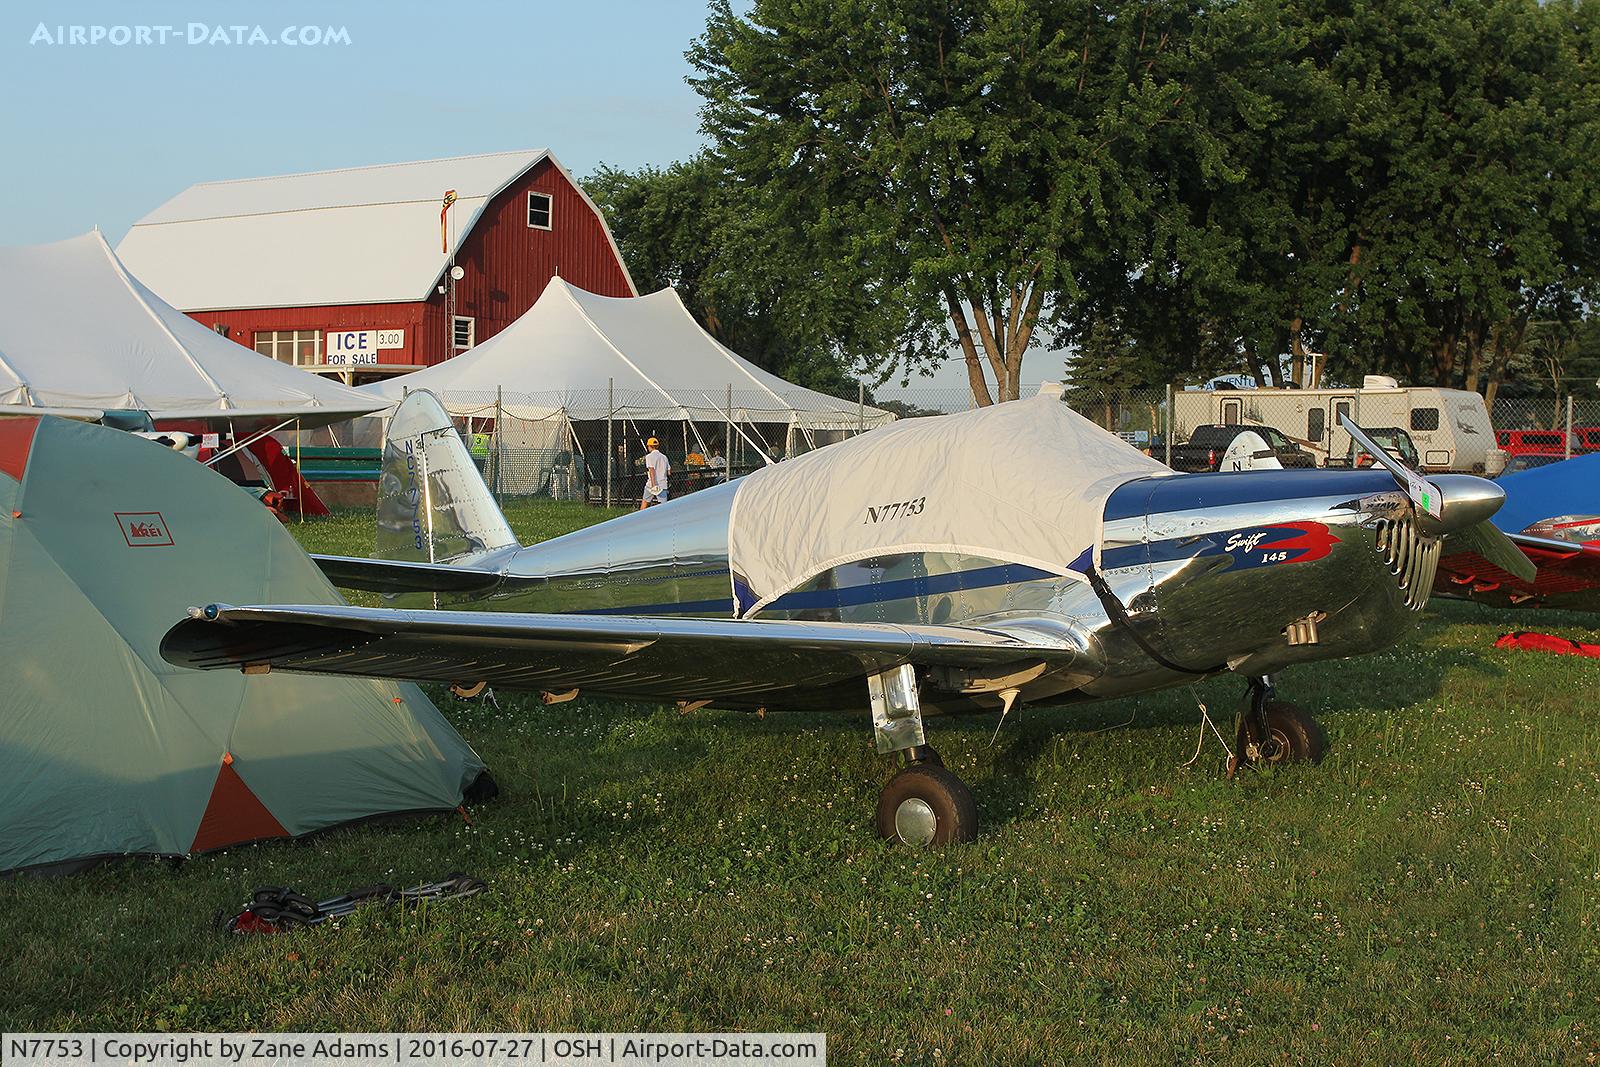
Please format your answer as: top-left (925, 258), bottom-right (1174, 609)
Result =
top-left (163, 390), bottom-right (1531, 845)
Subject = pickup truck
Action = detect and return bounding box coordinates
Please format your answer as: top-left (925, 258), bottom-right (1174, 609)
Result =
top-left (1169, 424), bottom-right (1316, 472)
top-left (1495, 428), bottom-right (1579, 456)
top-left (1344, 427), bottom-right (1421, 470)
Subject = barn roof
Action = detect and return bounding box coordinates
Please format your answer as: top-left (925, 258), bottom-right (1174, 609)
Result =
top-left (116, 149), bottom-right (635, 312)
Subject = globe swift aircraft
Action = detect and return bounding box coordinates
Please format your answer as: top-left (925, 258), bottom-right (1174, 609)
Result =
top-left (163, 391), bottom-right (1530, 845)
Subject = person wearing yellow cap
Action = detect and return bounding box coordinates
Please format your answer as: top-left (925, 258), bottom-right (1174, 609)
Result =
top-left (641, 435), bottom-right (670, 508)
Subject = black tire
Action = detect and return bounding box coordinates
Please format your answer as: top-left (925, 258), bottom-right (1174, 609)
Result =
top-left (875, 764), bottom-right (978, 846)
top-left (1237, 700), bottom-right (1329, 766)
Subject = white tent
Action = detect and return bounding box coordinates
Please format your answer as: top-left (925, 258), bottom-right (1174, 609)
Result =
top-left (0, 233), bottom-right (384, 430)
top-left (361, 278), bottom-right (891, 426)
top-left (359, 279), bottom-right (894, 496)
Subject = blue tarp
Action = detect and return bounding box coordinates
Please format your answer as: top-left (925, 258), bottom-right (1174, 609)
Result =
top-left (1491, 453), bottom-right (1600, 533)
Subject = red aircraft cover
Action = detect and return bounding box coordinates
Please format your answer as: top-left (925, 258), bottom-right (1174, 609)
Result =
top-left (1494, 631), bottom-right (1600, 658)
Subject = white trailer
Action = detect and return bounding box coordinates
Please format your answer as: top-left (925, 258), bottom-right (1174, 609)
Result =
top-left (1171, 376), bottom-right (1507, 475)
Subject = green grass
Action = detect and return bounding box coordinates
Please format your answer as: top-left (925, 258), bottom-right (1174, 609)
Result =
top-left (3, 500), bottom-right (1599, 1065)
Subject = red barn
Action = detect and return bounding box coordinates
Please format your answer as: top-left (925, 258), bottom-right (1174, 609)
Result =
top-left (116, 149), bottom-right (636, 383)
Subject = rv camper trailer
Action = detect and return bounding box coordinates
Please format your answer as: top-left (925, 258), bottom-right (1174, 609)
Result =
top-left (1170, 376), bottom-right (1507, 475)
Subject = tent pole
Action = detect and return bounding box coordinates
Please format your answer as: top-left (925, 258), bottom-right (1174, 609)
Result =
top-left (495, 386), bottom-right (504, 507)
top-left (206, 417), bottom-right (294, 469)
top-left (295, 418), bottom-right (303, 523)
top-left (604, 377), bottom-right (614, 509)
top-left (702, 389), bottom-right (773, 466)
top-left (858, 380), bottom-right (865, 436)
top-left (564, 412), bottom-right (585, 502)
top-left (726, 384), bottom-right (733, 475)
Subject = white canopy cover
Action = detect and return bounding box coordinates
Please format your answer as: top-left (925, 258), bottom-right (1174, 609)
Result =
top-left (726, 394), bottom-right (1172, 613)
top-left (360, 278), bottom-right (893, 430)
top-left (0, 233), bottom-right (383, 429)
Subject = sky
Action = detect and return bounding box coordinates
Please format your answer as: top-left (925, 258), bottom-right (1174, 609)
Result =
top-left (0, 0), bottom-right (1055, 391)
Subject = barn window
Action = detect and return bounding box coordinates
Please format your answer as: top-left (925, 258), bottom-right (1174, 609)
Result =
top-left (1410, 407), bottom-right (1440, 431)
top-left (253, 329), bottom-right (322, 367)
top-left (527, 191), bottom-right (552, 230)
top-left (452, 316), bottom-right (475, 350)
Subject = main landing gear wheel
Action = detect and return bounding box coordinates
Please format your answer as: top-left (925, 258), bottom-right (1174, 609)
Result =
top-left (1235, 699), bottom-right (1329, 766)
top-left (876, 755), bottom-right (977, 847)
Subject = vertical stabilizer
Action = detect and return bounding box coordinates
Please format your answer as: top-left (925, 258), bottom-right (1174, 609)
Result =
top-left (377, 390), bottom-right (518, 564)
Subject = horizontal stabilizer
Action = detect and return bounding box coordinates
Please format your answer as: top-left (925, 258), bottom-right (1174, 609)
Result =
top-left (162, 604), bottom-right (1101, 706)
top-left (311, 554), bottom-right (504, 595)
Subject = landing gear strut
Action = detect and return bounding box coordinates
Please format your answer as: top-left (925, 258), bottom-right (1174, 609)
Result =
top-left (1233, 676), bottom-right (1329, 769)
top-left (875, 746), bottom-right (978, 846)
top-left (868, 666), bottom-right (978, 846)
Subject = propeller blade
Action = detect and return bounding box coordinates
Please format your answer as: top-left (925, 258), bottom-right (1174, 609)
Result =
top-left (1336, 415), bottom-right (1528, 580)
top-left (1339, 416), bottom-right (1442, 520)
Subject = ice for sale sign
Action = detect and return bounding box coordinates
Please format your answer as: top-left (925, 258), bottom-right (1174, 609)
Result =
top-left (326, 330), bottom-right (379, 366)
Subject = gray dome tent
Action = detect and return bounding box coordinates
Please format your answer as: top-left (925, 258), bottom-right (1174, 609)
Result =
top-left (0, 415), bottom-right (491, 874)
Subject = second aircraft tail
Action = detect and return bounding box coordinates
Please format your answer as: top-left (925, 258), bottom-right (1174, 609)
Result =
top-left (376, 389), bottom-right (519, 565)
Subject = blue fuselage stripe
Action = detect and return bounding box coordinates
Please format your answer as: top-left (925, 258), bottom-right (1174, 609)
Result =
top-left (572, 561), bottom-right (1060, 617)
top-left (767, 562), bottom-right (1058, 612)
top-left (1104, 469), bottom-right (1397, 520)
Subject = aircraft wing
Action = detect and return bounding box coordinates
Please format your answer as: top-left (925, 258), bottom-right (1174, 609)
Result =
top-left (1434, 532), bottom-right (1600, 612)
top-left (161, 604), bottom-right (1101, 706)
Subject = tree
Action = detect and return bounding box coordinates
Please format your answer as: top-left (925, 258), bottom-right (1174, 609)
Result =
top-left (670, 0), bottom-right (1598, 404)
top-left (1087, 0), bottom-right (1600, 393)
top-left (689, 0), bottom-right (1202, 407)
top-left (1062, 316), bottom-right (1170, 428)
top-left (1326, 0), bottom-right (1600, 390)
top-left (585, 157), bottom-right (899, 398)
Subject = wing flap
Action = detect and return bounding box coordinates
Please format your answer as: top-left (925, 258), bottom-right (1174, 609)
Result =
top-left (162, 604), bottom-right (1100, 704)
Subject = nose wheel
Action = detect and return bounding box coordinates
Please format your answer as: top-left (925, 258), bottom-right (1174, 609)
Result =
top-left (1234, 678), bottom-right (1329, 767)
top-left (875, 747), bottom-right (977, 846)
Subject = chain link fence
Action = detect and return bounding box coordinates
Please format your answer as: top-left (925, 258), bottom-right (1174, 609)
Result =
top-left (1489, 395), bottom-right (1599, 434)
top-left (281, 381), bottom-right (1596, 509)
top-left (1054, 386), bottom-right (1599, 471)
top-left (284, 385), bottom-right (894, 506)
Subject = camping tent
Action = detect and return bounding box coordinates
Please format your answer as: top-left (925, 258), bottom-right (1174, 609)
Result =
top-left (358, 279), bottom-right (895, 496)
top-left (0, 416), bottom-right (491, 875)
top-left (0, 232), bottom-right (383, 432)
